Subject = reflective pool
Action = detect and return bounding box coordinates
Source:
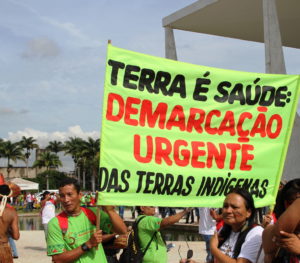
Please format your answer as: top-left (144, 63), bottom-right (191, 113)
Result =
top-left (18, 216), bottom-right (202, 241)
top-left (19, 216), bottom-right (43, 231)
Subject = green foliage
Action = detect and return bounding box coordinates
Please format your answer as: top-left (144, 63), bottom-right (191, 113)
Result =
top-left (46, 140), bottom-right (64, 155)
top-left (32, 151), bottom-right (62, 169)
top-left (32, 170), bottom-right (69, 190)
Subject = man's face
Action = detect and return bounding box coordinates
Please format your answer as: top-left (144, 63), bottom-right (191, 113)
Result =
top-left (59, 184), bottom-right (82, 214)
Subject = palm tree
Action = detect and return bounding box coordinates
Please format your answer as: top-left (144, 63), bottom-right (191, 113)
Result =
top-left (46, 140), bottom-right (64, 156)
top-left (64, 137), bottom-right (84, 183)
top-left (81, 137), bottom-right (100, 192)
top-left (32, 151), bottom-right (62, 189)
top-left (0, 140), bottom-right (24, 178)
top-left (20, 136), bottom-right (39, 178)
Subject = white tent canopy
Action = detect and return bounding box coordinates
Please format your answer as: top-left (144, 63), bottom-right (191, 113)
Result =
top-left (10, 178), bottom-right (39, 191)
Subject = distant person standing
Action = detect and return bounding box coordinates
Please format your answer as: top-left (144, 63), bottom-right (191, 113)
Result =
top-left (198, 207), bottom-right (216, 263)
top-left (25, 192), bottom-right (33, 212)
top-left (41, 191), bottom-right (56, 239)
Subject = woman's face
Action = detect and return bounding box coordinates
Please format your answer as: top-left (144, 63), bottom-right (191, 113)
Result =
top-left (222, 193), bottom-right (252, 231)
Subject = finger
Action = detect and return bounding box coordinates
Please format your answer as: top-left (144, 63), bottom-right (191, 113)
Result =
top-left (279, 231), bottom-right (294, 238)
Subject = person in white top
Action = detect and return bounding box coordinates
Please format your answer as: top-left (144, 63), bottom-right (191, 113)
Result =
top-left (25, 192), bottom-right (33, 212)
top-left (210, 188), bottom-right (264, 263)
top-left (41, 191), bottom-right (55, 239)
top-left (198, 207), bottom-right (216, 263)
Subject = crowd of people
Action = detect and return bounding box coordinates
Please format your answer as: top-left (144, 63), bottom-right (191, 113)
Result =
top-left (0, 174), bottom-right (299, 263)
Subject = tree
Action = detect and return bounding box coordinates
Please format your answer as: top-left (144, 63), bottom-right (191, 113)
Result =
top-left (32, 170), bottom-right (69, 190)
top-left (32, 151), bottom-right (62, 190)
top-left (46, 140), bottom-right (64, 156)
top-left (0, 140), bottom-right (24, 178)
top-left (64, 137), bottom-right (84, 183)
top-left (20, 136), bottom-right (39, 178)
top-left (81, 137), bottom-right (100, 192)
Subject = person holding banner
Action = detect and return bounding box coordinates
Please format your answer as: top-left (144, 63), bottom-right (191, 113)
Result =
top-left (47, 178), bottom-right (106, 263)
top-left (209, 188), bottom-right (264, 263)
top-left (262, 178), bottom-right (300, 263)
top-left (136, 206), bottom-right (190, 263)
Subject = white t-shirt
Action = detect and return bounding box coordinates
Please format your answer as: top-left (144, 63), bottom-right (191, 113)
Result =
top-left (198, 207), bottom-right (216, 235)
top-left (26, 194), bottom-right (32, 202)
top-left (219, 225), bottom-right (263, 263)
top-left (42, 201), bottom-right (55, 224)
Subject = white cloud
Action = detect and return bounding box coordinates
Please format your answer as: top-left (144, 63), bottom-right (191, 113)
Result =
top-left (6, 125), bottom-right (99, 148)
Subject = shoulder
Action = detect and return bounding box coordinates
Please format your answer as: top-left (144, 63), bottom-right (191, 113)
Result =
top-left (244, 225), bottom-right (264, 242)
top-left (138, 215), bottom-right (162, 229)
top-left (248, 225), bottom-right (264, 235)
top-left (139, 215), bottom-right (161, 222)
top-left (48, 216), bottom-right (59, 227)
top-left (3, 207), bottom-right (17, 220)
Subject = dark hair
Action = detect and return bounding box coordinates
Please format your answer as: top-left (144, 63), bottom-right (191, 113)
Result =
top-left (136, 206), bottom-right (142, 215)
top-left (41, 191), bottom-right (50, 201)
top-left (58, 177), bottom-right (80, 193)
top-left (274, 178), bottom-right (300, 218)
top-left (0, 185), bottom-right (11, 196)
top-left (218, 188), bottom-right (257, 259)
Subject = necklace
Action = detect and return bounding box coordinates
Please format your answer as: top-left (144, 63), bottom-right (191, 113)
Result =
top-left (66, 210), bottom-right (82, 217)
top-left (223, 231), bottom-right (239, 256)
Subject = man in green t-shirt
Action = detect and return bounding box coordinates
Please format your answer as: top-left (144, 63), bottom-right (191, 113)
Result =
top-left (47, 178), bottom-right (126, 263)
top-left (136, 206), bottom-right (190, 263)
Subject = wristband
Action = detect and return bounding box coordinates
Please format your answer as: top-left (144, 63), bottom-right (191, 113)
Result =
top-left (81, 243), bottom-right (90, 252)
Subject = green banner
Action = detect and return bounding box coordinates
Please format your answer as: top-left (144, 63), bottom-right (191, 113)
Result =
top-left (98, 44), bottom-right (300, 208)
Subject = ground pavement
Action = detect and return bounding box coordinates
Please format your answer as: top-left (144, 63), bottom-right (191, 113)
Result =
top-left (14, 231), bottom-right (206, 263)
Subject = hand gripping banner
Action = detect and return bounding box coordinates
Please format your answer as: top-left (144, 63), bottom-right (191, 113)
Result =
top-left (98, 44), bottom-right (300, 208)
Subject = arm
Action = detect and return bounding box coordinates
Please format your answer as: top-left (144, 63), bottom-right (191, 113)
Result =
top-left (102, 233), bottom-right (117, 243)
top-left (10, 209), bottom-right (20, 240)
top-left (103, 206), bottom-right (127, 234)
top-left (262, 225), bottom-right (276, 263)
top-left (52, 230), bottom-right (102, 263)
top-left (274, 198), bottom-right (300, 235)
top-left (160, 209), bottom-right (189, 229)
top-left (263, 198), bottom-right (300, 261)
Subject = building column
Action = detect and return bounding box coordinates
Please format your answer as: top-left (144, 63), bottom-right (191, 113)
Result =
top-left (263, 0), bottom-right (286, 74)
top-left (165, 27), bottom-right (177, 60)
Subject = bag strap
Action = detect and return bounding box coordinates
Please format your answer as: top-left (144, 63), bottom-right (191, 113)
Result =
top-left (135, 215), bottom-right (146, 225)
top-left (57, 207), bottom-right (96, 235)
top-left (81, 207), bottom-right (97, 225)
top-left (143, 232), bottom-right (157, 255)
top-left (57, 211), bottom-right (68, 235)
top-left (255, 244), bottom-right (262, 263)
top-left (135, 215), bottom-right (157, 256)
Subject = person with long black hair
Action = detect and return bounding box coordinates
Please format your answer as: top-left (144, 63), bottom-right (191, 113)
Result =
top-left (210, 188), bottom-right (263, 263)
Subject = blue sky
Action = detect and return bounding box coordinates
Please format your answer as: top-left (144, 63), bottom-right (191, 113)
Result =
top-left (1, 0), bottom-right (299, 148)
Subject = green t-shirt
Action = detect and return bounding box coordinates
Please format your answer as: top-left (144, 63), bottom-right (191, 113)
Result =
top-left (47, 210), bottom-right (107, 263)
top-left (89, 208), bottom-right (113, 234)
top-left (137, 215), bottom-right (167, 263)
